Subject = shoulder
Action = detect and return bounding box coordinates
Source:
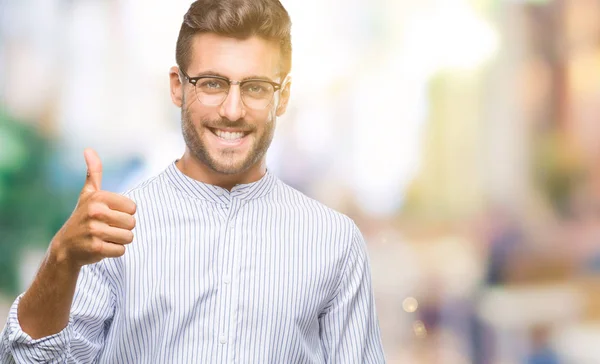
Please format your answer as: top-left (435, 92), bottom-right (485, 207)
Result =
top-left (271, 179), bottom-right (359, 237)
top-left (119, 166), bottom-right (174, 203)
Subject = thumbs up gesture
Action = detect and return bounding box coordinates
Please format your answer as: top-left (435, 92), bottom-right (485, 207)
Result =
top-left (49, 149), bottom-right (137, 268)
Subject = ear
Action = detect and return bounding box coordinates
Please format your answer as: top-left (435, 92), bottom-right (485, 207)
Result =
top-left (169, 66), bottom-right (184, 108)
top-left (276, 75), bottom-right (292, 117)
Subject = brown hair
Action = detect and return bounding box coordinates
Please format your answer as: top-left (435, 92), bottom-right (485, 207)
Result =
top-left (176, 0), bottom-right (292, 77)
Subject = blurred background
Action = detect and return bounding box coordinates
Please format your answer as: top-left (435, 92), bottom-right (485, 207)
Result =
top-left (2, 0), bottom-right (600, 362)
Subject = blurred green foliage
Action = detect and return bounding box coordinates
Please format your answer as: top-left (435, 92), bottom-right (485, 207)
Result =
top-left (0, 109), bottom-right (73, 295)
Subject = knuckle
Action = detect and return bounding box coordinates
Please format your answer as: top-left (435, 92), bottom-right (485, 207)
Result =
top-left (89, 238), bottom-right (104, 255)
top-left (87, 203), bottom-right (104, 220)
top-left (87, 221), bottom-right (104, 237)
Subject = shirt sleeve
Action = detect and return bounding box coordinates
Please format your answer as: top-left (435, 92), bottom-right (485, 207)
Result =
top-left (0, 261), bottom-right (115, 363)
top-left (319, 224), bottom-right (386, 363)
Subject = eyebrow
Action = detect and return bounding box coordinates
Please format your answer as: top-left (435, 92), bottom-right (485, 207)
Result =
top-left (191, 70), bottom-right (277, 83)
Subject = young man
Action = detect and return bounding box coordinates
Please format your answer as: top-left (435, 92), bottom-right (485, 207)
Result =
top-left (1, 0), bottom-right (385, 362)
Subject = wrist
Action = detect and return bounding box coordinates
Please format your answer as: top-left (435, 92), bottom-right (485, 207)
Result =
top-left (48, 239), bottom-right (81, 273)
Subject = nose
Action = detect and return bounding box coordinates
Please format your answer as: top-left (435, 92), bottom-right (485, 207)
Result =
top-left (218, 84), bottom-right (246, 121)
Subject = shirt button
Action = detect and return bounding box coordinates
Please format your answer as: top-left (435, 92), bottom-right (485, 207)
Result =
top-left (223, 276), bottom-right (231, 284)
top-left (229, 224), bottom-right (235, 231)
top-left (219, 335), bottom-right (227, 344)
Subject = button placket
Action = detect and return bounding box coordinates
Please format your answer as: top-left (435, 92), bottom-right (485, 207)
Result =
top-left (217, 198), bottom-right (239, 351)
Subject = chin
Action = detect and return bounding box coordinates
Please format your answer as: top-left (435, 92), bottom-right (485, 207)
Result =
top-left (211, 164), bottom-right (247, 175)
top-left (206, 154), bottom-right (255, 175)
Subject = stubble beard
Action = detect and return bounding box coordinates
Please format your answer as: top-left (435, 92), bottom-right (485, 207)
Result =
top-left (180, 100), bottom-right (276, 175)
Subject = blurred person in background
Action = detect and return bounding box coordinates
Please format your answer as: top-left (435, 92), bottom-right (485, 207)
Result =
top-left (527, 326), bottom-right (559, 364)
top-left (0, 0), bottom-right (385, 362)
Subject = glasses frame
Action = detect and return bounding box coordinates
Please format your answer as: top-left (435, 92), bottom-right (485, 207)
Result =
top-left (180, 68), bottom-right (282, 110)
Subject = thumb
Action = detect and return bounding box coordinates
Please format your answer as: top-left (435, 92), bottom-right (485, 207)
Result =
top-left (82, 148), bottom-right (103, 193)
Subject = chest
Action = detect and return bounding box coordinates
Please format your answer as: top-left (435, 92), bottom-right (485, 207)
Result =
top-left (116, 204), bottom-right (340, 333)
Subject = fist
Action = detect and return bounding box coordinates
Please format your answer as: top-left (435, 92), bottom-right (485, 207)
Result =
top-left (50, 149), bottom-right (137, 268)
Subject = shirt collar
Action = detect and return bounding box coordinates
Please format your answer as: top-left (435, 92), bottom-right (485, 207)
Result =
top-left (163, 161), bottom-right (277, 203)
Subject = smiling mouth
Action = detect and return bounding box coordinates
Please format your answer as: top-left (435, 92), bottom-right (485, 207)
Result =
top-left (208, 127), bottom-right (250, 141)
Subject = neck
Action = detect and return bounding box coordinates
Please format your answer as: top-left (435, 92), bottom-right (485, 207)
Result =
top-left (175, 150), bottom-right (267, 190)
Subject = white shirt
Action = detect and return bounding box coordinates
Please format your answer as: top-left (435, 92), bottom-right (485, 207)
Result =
top-left (1, 162), bottom-right (385, 363)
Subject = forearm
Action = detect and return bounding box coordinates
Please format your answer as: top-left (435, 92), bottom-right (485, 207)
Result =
top-left (18, 246), bottom-right (81, 340)
top-left (5, 149), bottom-right (132, 359)
top-left (2, 254), bottom-right (115, 363)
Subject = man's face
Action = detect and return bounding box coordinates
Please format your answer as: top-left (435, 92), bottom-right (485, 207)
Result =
top-left (171, 33), bottom-right (290, 175)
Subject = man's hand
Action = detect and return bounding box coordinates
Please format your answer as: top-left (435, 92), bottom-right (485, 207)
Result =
top-left (49, 148), bottom-right (137, 268)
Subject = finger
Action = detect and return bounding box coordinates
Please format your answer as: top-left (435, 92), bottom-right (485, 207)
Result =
top-left (95, 191), bottom-right (137, 215)
top-left (87, 203), bottom-right (136, 230)
top-left (101, 209), bottom-right (136, 230)
top-left (94, 225), bottom-right (134, 245)
top-left (82, 148), bottom-right (103, 194)
top-left (98, 241), bottom-right (126, 258)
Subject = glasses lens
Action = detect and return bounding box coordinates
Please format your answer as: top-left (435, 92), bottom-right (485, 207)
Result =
top-left (195, 77), bottom-right (229, 105)
top-left (241, 81), bottom-right (275, 109)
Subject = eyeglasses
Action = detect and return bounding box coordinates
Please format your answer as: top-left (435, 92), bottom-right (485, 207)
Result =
top-left (180, 69), bottom-right (282, 110)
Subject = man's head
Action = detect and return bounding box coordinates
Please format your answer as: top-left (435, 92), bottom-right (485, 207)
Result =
top-left (170, 0), bottom-right (292, 176)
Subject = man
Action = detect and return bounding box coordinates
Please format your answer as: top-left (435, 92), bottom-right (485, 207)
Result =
top-left (1, 0), bottom-right (385, 362)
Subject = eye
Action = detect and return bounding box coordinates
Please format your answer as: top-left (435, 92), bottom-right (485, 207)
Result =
top-left (197, 78), bottom-right (228, 92)
top-left (243, 81), bottom-right (273, 97)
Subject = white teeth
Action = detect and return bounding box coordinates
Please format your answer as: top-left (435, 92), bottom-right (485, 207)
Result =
top-left (214, 130), bottom-right (244, 140)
